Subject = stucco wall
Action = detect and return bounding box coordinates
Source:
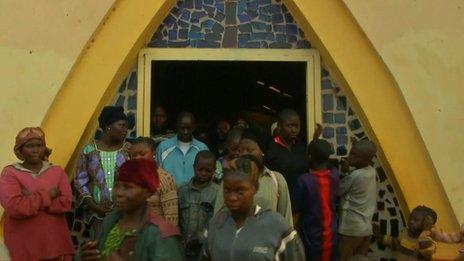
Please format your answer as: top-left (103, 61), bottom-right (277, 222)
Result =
top-left (343, 0), bottom-right (464, 224)
top-left (0, 0), bottom-right (115, 168)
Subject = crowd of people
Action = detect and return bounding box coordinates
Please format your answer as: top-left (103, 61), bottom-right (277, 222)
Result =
top-left (0, 105), bottom-right (463, 261)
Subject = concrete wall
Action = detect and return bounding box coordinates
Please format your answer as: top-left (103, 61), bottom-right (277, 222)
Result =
top-left (344, 0), bottom-right (464, 224)
top-left (0, 0), bottom-right (115, 168)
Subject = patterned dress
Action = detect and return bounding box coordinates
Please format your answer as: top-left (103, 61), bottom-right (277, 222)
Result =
top-left (73, 141), bottom-right (130, 240)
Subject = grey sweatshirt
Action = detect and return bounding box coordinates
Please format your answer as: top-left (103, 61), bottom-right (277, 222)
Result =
top-left (200, 205), bottom-right (305, 261)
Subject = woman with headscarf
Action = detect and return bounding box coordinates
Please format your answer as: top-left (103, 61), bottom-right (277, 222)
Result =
top-left (74, 106), bottom-right (130, 238)
top-left (214, 128), bottom-right (293, 226)
top-left (79, 158), bottom-right (184, 260)
top-left (0, 127), bottom-right (74, 260)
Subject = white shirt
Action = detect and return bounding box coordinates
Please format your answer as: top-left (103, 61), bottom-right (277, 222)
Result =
top-left (179, 141), bottom-right (191, 155)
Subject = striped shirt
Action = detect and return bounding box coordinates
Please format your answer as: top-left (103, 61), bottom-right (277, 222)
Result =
top-left (147, 168), bottom-right (179, 226)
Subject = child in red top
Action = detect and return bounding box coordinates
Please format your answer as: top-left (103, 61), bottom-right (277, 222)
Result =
top-left (0, 127), bottom-right (74, 260)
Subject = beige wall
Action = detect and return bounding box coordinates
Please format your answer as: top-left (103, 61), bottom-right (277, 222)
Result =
top-left (0, 0), bottom-right (115, 168)
top-left (344, 0), bottom-right (464, 223)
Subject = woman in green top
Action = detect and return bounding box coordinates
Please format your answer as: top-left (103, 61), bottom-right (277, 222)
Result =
top-left (214, 128), bottom-right (293, 226)
top-left (74, 106), bottom-right (130, 240)
top-left (80, 158), bottom-right (184, 260)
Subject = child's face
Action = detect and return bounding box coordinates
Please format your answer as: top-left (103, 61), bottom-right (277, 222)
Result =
top-left (279, 116), bottom-right (300, 142)
top-left (223, 174), bottom-right (256, 216)
top-left (194, 158), bottom-right (216, 183)
top-left (408, 210), bottom-right (426, 236)
top-left (226, 138), bottom-right (241, 159)
top-left (130, 143), bottom-right (155, 161)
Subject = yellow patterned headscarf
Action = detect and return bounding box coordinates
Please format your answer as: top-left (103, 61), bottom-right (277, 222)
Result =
top-left (14, 127), bottom-right (52, 161)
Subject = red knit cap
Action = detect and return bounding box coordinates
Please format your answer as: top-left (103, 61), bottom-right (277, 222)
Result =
top-left (116, 158), bottom-right (159, 193)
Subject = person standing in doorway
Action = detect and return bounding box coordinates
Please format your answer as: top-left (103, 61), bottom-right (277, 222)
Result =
top-left (74, 106), bottom-right (130, 238)
top-left (212, 120), bottom-right (231, 157)
top-left (265, 109), bottom-right (308, 202)
top-left (151, 105), bottom-right (174, 148)
top-left (156, 112), bottom-right (209, 186)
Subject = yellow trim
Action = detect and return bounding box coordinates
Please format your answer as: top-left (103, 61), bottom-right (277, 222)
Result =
top-left (137, 48), bottom-right (321, 141)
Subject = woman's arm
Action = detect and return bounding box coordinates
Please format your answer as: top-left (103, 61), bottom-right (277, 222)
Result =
top-left (0, 169), bottom-right (51, 218)
top-left (47, 168), bottom-right (73, 214)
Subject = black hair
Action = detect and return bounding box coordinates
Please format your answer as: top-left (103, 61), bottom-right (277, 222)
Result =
top-left (225, 128), bottom-right (243, 145)
top-left (223, 155), bottom-right (261, 189)
top-left (352, 140), bottom-right (377, 161)
top-left (307, 139), bottom-right (333, 164)
top-left (412, 205), bottom-right (438, 224)
top-left (132, 136), bottom-right (156, 151)
top-left (176, 111), bottom-right (195, 125)
top-left (241, 127), bottom-right (269, 153)
top-left (194, 150), bottom-right (216, 166)
top-left (278, 109), bottom-right (299, 123)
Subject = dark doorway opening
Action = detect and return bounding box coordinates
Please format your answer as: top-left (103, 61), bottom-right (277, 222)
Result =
top-left (151, 60), bottom-right (308, 142)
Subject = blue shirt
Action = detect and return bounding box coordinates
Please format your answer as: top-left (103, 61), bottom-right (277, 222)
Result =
top-left (156, 135), bottom-right (209, 186)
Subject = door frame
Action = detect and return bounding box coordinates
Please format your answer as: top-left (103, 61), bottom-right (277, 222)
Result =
top-left (137, 48), bottom-right (321, 141)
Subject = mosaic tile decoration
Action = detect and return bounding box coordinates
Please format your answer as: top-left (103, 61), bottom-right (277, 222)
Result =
top-left (148, 0), bottom-right (311, 49)
top-left (107, 0), bottom-right (406, 259)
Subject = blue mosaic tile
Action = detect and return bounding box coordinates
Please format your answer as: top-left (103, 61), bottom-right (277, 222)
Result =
top-left (296, 40), bottom-right (311, 49)
top-left (238, 23), bottom-right (252, 33)
top-left (238, 14), bottom-right (251, 23)
top-left (251, 32), bottom-right (274, 41)
top-left (128, 94), bottom-right (137, 110)
top-left (246, 9), bottom-right (259, 19)
top-left (269, 4), bottom-right (282, 14)
top-left (189, 31), bottom-right (205, 40)
top-left (271, 13), bottom-right (284, 24)
top-left (191, 39), bottom-right (220, 48)
top-left (336, 127), bottom-right (347, 135)
top-left (322, 78), bottom-right (332, 89)
top-left (323, 127), bottom-right (335, 139)
top-left (171, 7), bottom-right (181, 17)
top-left (336, 134), bottom-right (348, 145)
top-left (334, 113), bottom-right (346, 124)
top-left (273, 24), bottom-right (285, 33)
top-left (286, 24), bottom-right (298, 35)
top-left (205, 33), bottom-right (222, 41)
top-left (269, 42), bottom-right (291, 48)
top-left (238, 33), bottom-right (251, 43)
top-left (259, 14), bottom-right (272, 22)
top-left (183, 0), bottom-right (194, 9)
top-left (275, 34), bottom-right (285, 43)
top-left (258, 0), bottom-right (271, 5)
top-left (148, 40), bottom-right (167, 47)
top-left (192, 11), bottom-right (207, 20)
top-left (244, 41), bottom-right (261, 48)
top-left (204, 5), bottom-right (215, 15)
top-left (178, 19), bottom-right (190, 28)
top-left (322, 94), bottom-right (334, 111)
top-left (164, 14), bottom-right (177, 28)
top-left (201, 19), bottom-right (215, 29)
top-left (247, 1), bottom-right (259, 12)
top-left (115, 95), bottom-right (125, 107)
top-left (323, 113), bottom-right (334, 124)
top-left (194, 0), bottom-right (202, 10)
top-left (285, 13), bottom-right (294, 23)
top-left (127, 112), bottom-right (136, 130)
top-left (118, 79), bottom-right (127, 93)
top-left (179, 28), bottom-right (189, 39)
top-left (286, 35), bottom-right (297, 43)
top-left (204, 0), bottom-right (214, 5)
top-left (337, 146), bottom-right (348, 156)
top-left (128, 72), bottom-right (137, 90)
top-left (190, 24), bottom-right (201, 31)
top-left (259, 5), bottom-right (271, 14)
top-left (212, 22), bottom-right (225, 33)
top-left (216, 2), bottom-right (225, 13)
top-left (169, 30), bottom-right (178, 40)
top-left (337, 96), bottom-right (347, 110)
top-left (349, 119), bottom-right (362, 131)
top-left (168, 40), bottom-right (190, 47)
top-left (251, 21), bottom-right (271, 31)
top-left (214, 12), bottom-right (226, 22)
top-left (238, 0), bottom-right (247, 14)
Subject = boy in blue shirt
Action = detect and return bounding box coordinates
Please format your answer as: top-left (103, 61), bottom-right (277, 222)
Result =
top-left (156, 112), bottom-right (209, 186)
